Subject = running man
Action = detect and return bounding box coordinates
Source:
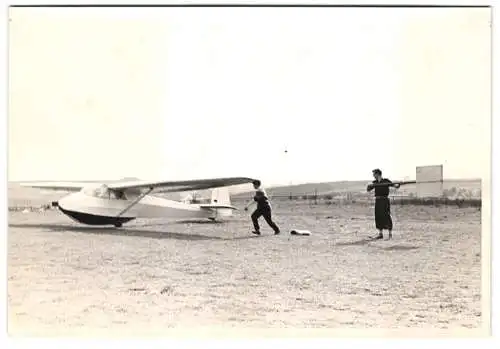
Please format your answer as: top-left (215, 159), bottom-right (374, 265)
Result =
top-left (367, 169), bottom-right (400, 240)
top-left (244, 180), bottom-right (280, 235)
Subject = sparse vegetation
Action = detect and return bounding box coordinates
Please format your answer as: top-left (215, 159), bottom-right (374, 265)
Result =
top-left (392, 197), bottom-right (481, 208)
top-left (442, 187), bottom-right (481, 199)
top-left (236, 188), bottom-right (481, 209)
top-left (8, 204), bottom-right (53, 212)
top-left (230, 182), bottom-right (482, 209)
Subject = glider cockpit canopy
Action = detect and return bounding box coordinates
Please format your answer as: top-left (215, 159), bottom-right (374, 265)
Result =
top-left (81, 184), bottom-right (128, 200)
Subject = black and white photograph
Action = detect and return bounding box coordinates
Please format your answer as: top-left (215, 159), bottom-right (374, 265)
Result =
top-left (4, 2), bottom-right (493, 339)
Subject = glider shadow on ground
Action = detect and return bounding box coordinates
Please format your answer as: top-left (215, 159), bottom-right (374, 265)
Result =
top-left (8, 223), bottom-right (257, 241)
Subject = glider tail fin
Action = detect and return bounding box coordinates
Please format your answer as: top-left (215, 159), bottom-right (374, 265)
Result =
top-left (211, 187), bottom-right (231, 206)
top-left (199, 187), bottom-right (235, 219)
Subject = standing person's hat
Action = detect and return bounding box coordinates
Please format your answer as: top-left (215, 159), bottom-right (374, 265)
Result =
top-left (372, 169), bottom-right (382, 175)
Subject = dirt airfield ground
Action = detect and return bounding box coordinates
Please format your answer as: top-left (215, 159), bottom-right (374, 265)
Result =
top-left (7, 200), bottom-right (484, 336)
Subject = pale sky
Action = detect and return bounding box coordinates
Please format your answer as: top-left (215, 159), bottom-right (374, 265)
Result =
top-left (8, 6), bottom-right (491, 186)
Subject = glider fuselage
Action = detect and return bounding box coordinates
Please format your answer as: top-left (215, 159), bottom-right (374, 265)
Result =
top-left (53, 186), bottom-right (234, 227)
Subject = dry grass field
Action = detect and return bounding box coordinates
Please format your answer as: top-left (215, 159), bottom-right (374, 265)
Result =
top-left (7, 197), bottom-right (484, 337)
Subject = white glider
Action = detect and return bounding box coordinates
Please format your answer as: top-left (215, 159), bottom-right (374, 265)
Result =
top-left (20, 177), bottom-right (256, 227)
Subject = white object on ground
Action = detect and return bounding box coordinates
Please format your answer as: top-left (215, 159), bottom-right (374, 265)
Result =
top-left (290, 229), bottom-right (311, 236)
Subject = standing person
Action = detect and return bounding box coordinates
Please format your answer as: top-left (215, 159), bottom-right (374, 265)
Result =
top-left (244, 180), bottom-right (280, 235)
top-left (367, 169), bottom-right (400, 240)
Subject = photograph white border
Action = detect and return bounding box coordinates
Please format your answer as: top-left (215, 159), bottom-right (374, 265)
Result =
top-left (1, 0), bottom-right (497, 348)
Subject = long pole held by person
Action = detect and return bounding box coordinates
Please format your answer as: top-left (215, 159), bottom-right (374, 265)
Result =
top-left (366, 168), bottom-right (400, 240)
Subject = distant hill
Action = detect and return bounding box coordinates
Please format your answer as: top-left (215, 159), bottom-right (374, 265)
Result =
top-left (230, 178), bottom-right (482, 200)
